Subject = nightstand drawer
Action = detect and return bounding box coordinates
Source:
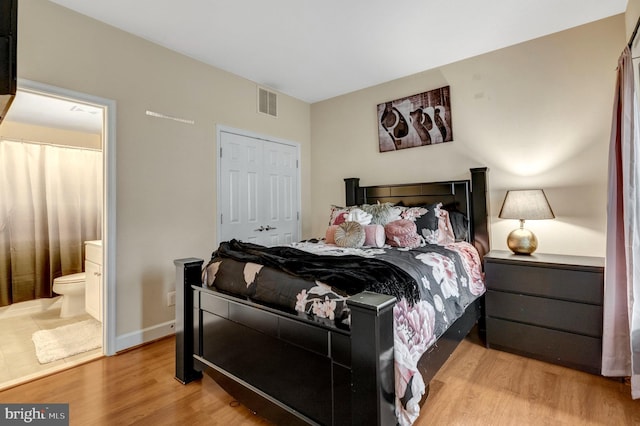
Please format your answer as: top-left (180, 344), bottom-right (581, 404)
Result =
top-left (487, 317), bottom-right (602, 374)
top-left (485, 262), bottom-right (603, 304)
top-left (486, 290), bottom-right (602, 337)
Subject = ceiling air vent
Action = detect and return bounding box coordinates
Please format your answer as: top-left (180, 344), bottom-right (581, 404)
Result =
top-left (258, 87), bottom-right (277, 117)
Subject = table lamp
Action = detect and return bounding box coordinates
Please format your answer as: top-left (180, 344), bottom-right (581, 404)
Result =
top-left (498, 189), bottom-right (554, 255)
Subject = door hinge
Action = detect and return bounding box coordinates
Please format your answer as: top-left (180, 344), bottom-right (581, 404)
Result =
top-left (220, 147), bottom-right (223, 158)
top-left (296, 160), bottom-right (299, 168)
top-left (297, 211), bottom-right (300, 220)
top-left (220, 214), bottom-right (223, 225)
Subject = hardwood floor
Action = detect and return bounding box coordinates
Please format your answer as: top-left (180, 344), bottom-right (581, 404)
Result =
top-left (0, 335), bottom-right (638, 425)
top-left (420, 337), bottom-right (639, 425)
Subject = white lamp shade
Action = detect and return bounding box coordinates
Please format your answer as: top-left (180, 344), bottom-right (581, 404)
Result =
top-left (499, 189), bottom-right (555, 220)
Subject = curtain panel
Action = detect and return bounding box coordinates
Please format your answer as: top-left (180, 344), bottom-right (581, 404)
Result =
top-left (603, 46), bottom-right (640, 398)
top-left (0, 140), bottom-right (102, 306)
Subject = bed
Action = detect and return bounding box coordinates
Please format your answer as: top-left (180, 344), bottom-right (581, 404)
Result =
top-left (175, 167), bottom-right (489, 425)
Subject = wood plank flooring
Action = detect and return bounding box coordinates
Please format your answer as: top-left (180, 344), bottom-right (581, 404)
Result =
top-left (420, 336), bottom-right (639, 425)
top-left (0, 335), bottom-right (638, 425)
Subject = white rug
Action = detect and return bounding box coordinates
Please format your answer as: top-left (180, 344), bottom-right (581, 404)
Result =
top-left (32, 319), bottom-right (102, 364)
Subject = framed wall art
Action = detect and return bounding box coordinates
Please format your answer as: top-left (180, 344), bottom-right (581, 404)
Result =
top-left (377, 86), bottom-right (452, 152)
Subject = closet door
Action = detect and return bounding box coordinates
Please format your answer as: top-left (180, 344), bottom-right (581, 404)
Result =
top-left (219, 130), bottom-right (299, 246)
top-left (261, 141), bottom-right (298, 246)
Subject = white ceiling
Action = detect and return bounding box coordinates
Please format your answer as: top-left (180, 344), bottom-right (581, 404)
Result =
top-left (4, 0), bottom-right (629, 135)
top-left (4, 90), bottom-right (103, 134)
top-left (48, 0), bottom-right (628, 103)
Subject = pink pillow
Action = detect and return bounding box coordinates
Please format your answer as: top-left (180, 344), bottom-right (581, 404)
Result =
top-left (363, 224), bottom-right (385, 247)
top-left (385, 219), bottom-right (421, 249)
top-left (385, 219), bottom-right (416, 236)
top-left (333, 213), bottom-right (347, 225)
top-left (325, 225), bottom-right (339, 244)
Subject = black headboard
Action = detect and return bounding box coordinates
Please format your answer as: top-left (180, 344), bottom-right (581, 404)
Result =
top-left (344, 167), bottom-right (489, 258)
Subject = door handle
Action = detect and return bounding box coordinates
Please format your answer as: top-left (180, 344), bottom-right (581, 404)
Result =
top-left (254, 226), bottom-right (265, 232)
top-left (265, 225), bottom-right (277, 231)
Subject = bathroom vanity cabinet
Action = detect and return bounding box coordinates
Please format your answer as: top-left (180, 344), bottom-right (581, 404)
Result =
top-left (85, 240), bottom-right (102, 322)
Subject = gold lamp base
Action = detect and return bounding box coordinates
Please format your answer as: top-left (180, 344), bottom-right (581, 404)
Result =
top-left (507, 227), bottom-right (538, 255)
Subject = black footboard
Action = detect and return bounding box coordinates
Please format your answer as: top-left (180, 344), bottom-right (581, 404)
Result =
top-left (174, 258), bottom-right (397, 425)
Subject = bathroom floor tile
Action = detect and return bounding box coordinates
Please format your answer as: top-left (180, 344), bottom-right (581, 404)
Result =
top-left (32, 312), bottom-right (93, 330)
top-left (0, 357), bottom-right (11, 383)
top-left (0, 302), bottom-right (103, 390)
top-left (0, 317), bottom-right (39, 336)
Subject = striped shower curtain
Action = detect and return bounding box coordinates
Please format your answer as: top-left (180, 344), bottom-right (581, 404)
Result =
top-left (602, 45), bottom-right (640, 398)
top-left (0, 139), bottom-right (102, 306)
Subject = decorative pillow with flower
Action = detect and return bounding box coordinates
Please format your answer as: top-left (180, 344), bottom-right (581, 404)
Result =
top-left (399, 206), bottom-right (429, 221)
top-left (412, 203), bottom-right (455, 245)
top-left (328, 204), bottom-right (356, 226)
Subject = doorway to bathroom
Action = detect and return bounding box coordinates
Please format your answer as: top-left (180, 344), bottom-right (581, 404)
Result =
top-left (0, 80), bottom-right (115, 389)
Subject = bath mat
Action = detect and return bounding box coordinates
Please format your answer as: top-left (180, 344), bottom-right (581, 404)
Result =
top-left (32, 319), bottom-right (102, 364)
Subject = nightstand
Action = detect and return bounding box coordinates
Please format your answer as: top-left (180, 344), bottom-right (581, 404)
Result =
top-left (484, 250), bottom-right (605, 375)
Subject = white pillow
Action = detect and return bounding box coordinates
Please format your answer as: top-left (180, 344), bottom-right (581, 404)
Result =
top-left (345, 208), bottom-right (372, 225)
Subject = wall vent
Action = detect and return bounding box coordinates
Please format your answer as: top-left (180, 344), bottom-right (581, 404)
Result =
top-left (258, 87), bottom-right (277, 117)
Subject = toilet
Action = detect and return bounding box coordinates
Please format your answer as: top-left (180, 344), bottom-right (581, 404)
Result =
top-left (52, 240), bottom-right (102, 319)
top-left (53, 272), bottom-right (87, 318)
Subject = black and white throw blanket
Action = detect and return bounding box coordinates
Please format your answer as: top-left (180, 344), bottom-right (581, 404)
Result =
top-left (213, 239), bottom-right (420, 304)
top-left (204, 239), bottom-right (485, 426)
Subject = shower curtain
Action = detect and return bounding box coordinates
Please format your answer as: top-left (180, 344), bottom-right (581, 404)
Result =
top-left (0, 139), bottom-right (102, 306)
top-left (602, 46), bottom-right (640, 398)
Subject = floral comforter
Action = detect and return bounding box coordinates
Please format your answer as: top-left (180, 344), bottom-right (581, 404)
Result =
top-left (203, 240), bottom-right (485, 425)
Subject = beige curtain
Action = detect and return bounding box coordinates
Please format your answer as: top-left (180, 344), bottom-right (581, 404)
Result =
top-left (0, 140), bottom-right (102, 306)
top-left (603, 46), bottom-right (640, 398)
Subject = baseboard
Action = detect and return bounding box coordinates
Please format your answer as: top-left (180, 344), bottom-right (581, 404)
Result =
top-left (115, 320), bottom-right (176, 352)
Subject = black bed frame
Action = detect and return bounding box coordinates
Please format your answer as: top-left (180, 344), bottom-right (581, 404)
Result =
top-left (175, 167), bottom-right (489, 425)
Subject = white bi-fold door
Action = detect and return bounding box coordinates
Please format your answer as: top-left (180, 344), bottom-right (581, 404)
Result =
top-left (218, 129), bottom-right (299, 246)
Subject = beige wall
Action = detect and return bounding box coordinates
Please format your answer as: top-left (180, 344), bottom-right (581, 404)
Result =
top-left (627, 0), bottom-right (640, 39)
top-left (311, 15), bottom-right (625, 257)
top-left (12, 0), bottom-right (310, 343)
top-left (0, 120), bottom-right (101, 149)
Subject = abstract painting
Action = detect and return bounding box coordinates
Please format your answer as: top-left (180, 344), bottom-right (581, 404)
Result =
top-left (377, 86), bottom-right (453, 152)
